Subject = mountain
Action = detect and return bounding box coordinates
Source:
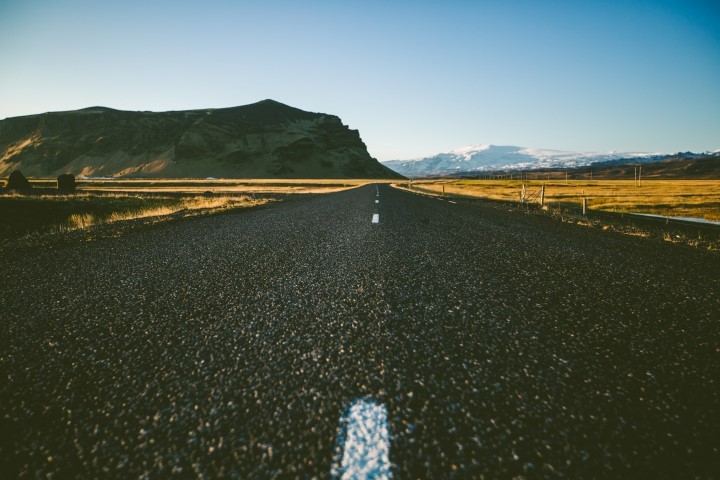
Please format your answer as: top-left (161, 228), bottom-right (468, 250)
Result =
top-left (0, 100), bottom-right (402, 179)
top-left (383, 144), bottom-right (676, 177)
top-left (552, 154), bottom-right (720, 180)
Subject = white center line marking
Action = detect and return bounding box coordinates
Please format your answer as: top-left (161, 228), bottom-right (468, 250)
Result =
top-left (372, 214), bottom-right (380, 224)
top-left (332, 399), bottom-right (391, 479)
top-left (375, 199), bottom-right (379, 204)
top-left (449, 200), bottom-right (457, 204)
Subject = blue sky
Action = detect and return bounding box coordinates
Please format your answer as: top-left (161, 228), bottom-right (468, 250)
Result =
top-left (1, 0), bottom-right (718, 160)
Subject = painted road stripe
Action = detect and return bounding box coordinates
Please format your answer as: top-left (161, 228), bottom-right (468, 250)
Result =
top-left (449, 200), bottom-right (457, 204)
top-left (331, 399), bottom-right (391, 479)
top-left (372, 214), bottom-right (380, 224)
top-left (375, 200), bottom-right (379, 204)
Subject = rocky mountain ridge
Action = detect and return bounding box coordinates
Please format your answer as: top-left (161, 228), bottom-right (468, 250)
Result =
top-left (0, 100), bottom-right (402, 179)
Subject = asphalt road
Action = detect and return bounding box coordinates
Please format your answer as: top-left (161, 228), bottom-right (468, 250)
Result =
top-left (1, 185), bottom-right (719, 478)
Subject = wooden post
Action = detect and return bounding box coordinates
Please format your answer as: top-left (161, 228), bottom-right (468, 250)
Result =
top-left (638, 165), bottom-right (642, 186)
top-left (540, 185), bottom-right (545, 206)
top-left (442, 185), bottom-right (445, 196)
top-left (521, 184), bottom-right (526, 204)
top-left (582, 197), bottom-right (587, 215)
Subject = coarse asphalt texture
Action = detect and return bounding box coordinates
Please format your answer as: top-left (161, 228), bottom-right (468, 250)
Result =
top-left (1, 184), bottom-right (719, 478)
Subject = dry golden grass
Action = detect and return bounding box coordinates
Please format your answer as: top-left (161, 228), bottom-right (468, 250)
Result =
top-left (3, 176), bottom-right (389, 238)
top-left (23, 178), bottom-right (393, 195)
top-left (64, 195), bottom-right (265, 231)
top-left (395, 180), bottom-right (720, 221)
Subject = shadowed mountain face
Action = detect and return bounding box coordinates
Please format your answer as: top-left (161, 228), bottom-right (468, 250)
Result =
top-left (0, 100), bottom-right (402, 179)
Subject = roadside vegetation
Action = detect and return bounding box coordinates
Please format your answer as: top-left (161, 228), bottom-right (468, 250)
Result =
top-left (394, 179), bottom-right (720, 252)
top-left (0, 193), bottom-right (265, 240)
top-left (397, 179), bottom-right (720, 221)
top-left (0, 176), bottom-right (384, 240)
top-left (25, 178), bottom-right (387, 195)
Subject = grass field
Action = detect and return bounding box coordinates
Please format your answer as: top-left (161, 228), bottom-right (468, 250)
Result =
top-left (0, 193), bottom-right (267, 239)
top-left (0, 178), bottom-right (382, 239)
top-left (22, 178), bottom-right (389, 195)
top-left (396, 179), bottom-right (720, 221)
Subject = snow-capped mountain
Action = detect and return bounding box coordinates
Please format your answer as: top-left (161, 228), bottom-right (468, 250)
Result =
top-left (382, 144), bottom-right (665, 177)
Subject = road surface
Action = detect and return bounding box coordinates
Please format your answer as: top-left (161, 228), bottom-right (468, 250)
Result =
top-left (1, 185), bottom-right (718, 478)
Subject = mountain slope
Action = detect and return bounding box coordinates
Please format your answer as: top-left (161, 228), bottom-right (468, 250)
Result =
top-left (383, 144), bottom-right (668, 177)
top-left (0, 100), bottom-right (402, 179)
top-left (563, 155), bottom-right (720, 179)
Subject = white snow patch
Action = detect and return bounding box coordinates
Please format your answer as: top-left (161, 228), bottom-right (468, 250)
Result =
top-left (384, 144), bottom-right (669, 177)
top-left (450, 144), bottom-right (491, 160)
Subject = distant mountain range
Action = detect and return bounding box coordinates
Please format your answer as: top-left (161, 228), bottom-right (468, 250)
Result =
top-left (383, 144), bottom-right (720, 177)
top-left (0, 100), bottom-right (402, 179)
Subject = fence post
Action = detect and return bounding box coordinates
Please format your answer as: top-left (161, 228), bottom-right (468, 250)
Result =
top-left (442, 185), bottom-right (445, 197)
top-left (582, 198), bottom-right (587, 215)
top-left (521, 184), bottom-right (526, 204)
top-left (540, 185), bottom-right (545, 206)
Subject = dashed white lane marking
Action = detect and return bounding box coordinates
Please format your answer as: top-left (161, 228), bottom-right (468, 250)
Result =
top-left (449, 200), bottom-right (457, 204)
top-left (375, 200), bottom-right (379, 204)
top-left (331, 399), bottom-right (391, 479)
top-left (372, 214), bottom-right (380, 224)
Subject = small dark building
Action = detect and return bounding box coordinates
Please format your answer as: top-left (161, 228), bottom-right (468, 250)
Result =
top-left (57, 173), bottom-right (76, 192)
top-left (7, 171), bottom-right (31, 190)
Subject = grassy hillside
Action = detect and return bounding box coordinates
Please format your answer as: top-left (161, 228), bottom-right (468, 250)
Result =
top-left (579, 156), bottom-right (720, 180)
top-left (0, 100), bottom-right (403, 179)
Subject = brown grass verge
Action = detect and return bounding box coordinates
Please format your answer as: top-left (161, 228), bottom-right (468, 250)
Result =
top-left (61, 195), bottom-right (266, 232)
top-left (15, 178), bottom-right (393, 195)
top-left (396, 179), bottom-right (720, 221)
top-left (392, 181), bottom-right (720, 252)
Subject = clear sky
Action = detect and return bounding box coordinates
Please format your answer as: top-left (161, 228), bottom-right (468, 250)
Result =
top-left (1, 0), bottom-right (718, 160)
